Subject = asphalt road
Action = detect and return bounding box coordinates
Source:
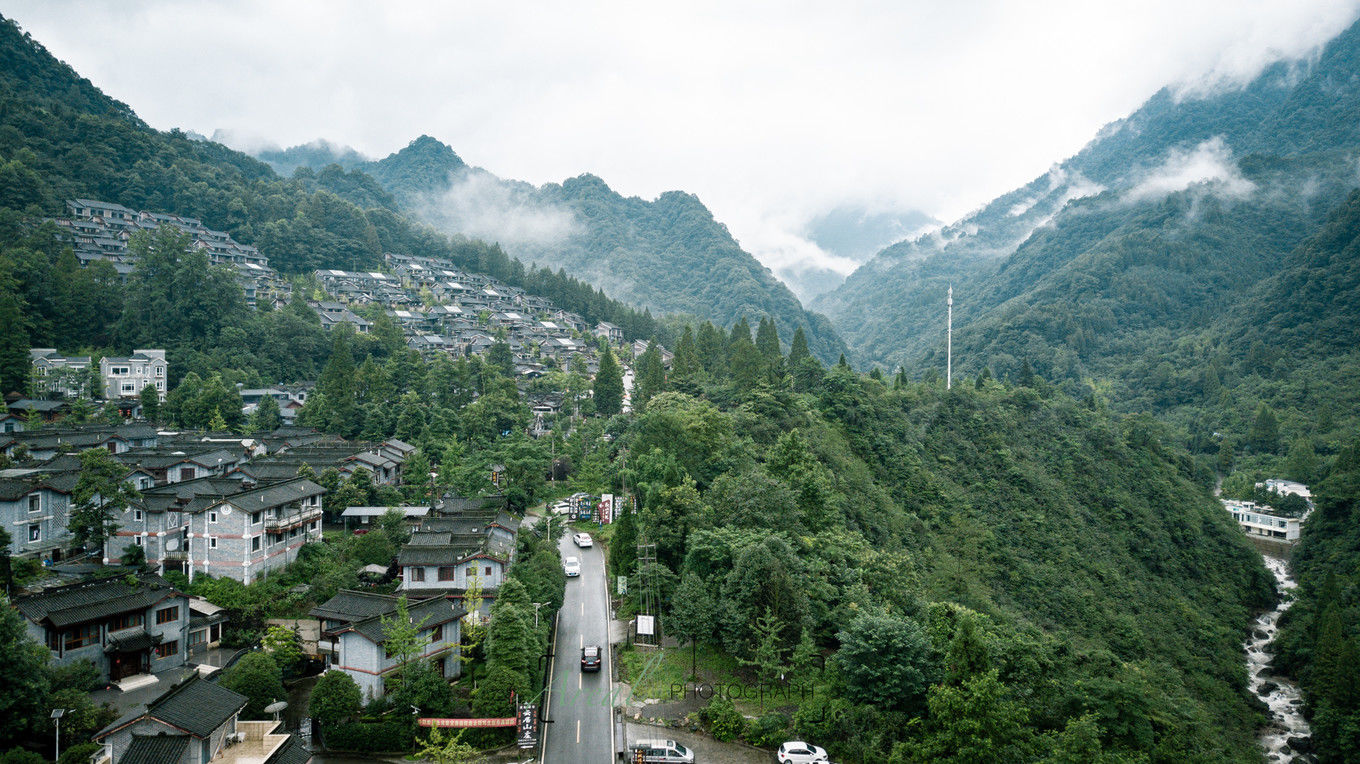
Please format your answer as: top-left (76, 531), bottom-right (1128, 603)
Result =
top-left (541, 531), bottom-right (614, 763)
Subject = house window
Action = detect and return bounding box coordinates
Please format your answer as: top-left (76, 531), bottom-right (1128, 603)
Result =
top-left (251, 512), bottom-right (262, 525)
top-left (111, 366), bottom-right (129, 375)
top-left (155, 642), bottom-right (178, 658)
top-left (28, 524), bottom-right (40, 542)
top-left (189, 631), bottom-right (205, 647)
top-left (485, 566), bottom-right (492, 577)
top-left (28, 495), bottom-right (39, 513)
top-left (209, 511), bottom-right (218, 524)
top-left (180, 467), bottom-right (195, 481)
top-left (156, 606), bottom-right (179, 625)
top-left (251, 536), bottom-right (261, 552)
top-left (155, 367), bottom-right (164, 377)
top-left (109, 613), bottom-right (145, 632)
top-left (410, 567), bottom-right (426, 582)
top-left (134, 536), bottom-right (143, 546)
top-left (209, 537), bottom-right (218, 549)
top-left (431, 623), bottom-right (443, 642)
top-left (121, 382), bottom-right (134, 394)
top-left (156, 380), bottom-right (164, 391)
top-left (438, 566), bottom-right (456, 581)
top-left (64, 623), bottom-right (100, 650)
top-left (134, 509), bottom-right (143, 522)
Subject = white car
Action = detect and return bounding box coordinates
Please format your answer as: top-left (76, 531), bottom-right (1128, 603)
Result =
top-left (777, 741), bottom-right (829, 763)
top-left (574, 532), bottom-right (594, 548)
top-left (563, 556), bottom-right (580, 577)
top-left (551, 502), bottom-right (573, 515)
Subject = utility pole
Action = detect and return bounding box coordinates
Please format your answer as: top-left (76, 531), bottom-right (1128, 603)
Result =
top-left (946, 284), bottom-right (954, 390)
top-left (636, 542), bottom-right (658, 646)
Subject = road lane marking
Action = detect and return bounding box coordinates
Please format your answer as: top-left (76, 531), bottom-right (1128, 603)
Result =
top-left (540, 609), bottom-right (561, 764)
top-left (576, 719), bottom-right (581, 744)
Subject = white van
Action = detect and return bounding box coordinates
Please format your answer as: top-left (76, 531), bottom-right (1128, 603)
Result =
top-left (627, 739), bottom-right (694, 763)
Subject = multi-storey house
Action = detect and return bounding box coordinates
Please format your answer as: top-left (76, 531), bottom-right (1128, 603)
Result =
top-left (14, 573), bottom-right (190, 683)
top-left (110, 476), bottom-right (324, 583)
top-left (311, 590), bottom-right (465, 700)
top-left (100, 349), bottom-right (168, 402)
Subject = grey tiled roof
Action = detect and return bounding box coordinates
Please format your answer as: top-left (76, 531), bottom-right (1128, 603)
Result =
top-left (266, 736), bottom-right (312, 764)
top-left (347, 595), bottom-right (465, 643)
top-left (396, 546), bottom-right (463, 566)
top-left (118, 733), bottom-right (191, 764)
top-left (408, 531), bottom-right (452, 546)
top-left (97, 675), bottom-right (247, 740)
top-left (312, 590), bottom-right (464, 643)
top-left (14, 574), bottom-right (182, 628)
top-left (146, 677), bottom-right (248, 738)
top-left (310, 590), bottom-right (401, 624)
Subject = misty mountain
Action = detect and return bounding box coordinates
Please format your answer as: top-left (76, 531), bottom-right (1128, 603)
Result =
top-left (265, 135), bottom-right (847, 362)
top-left (254, 138), bottom-right (371, 177)
top-left (761, 204), bottom-right (939, 301)
top-left (816, 17), bottom-right (1360, 393)
top-left (0, 13), bottom-right (670, 355)
top-left (805, 204), bottom-right (939, 264)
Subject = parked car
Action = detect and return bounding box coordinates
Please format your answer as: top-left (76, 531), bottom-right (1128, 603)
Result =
top-left (777, 741), bottom-right (829, 763)
top-left (564, 556), bottom-right (581, 577)
top-left (627, 739), bottom-right (694, 763)
top-left (574, 532), bottom-right (594, 548)
top-left (551, 501), bottom-right (573, 515)
top-left (580, 644), bottom-right (602, 672)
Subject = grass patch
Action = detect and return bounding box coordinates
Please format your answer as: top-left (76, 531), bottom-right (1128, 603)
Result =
top-left (618, 642), bottom-right (742, 700)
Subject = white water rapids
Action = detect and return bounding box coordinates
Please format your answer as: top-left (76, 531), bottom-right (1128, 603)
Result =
top-left (1247, 555), bottom-right (1312, 761)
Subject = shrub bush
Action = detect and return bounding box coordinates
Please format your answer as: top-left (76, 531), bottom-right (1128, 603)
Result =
top-left (703, 695), bottom-right (746, 742)
top-left (322, 718), bottom-right (414, 752)
top-left (58, 743), bottom-right (101, 764)
top-left (745, 713), bottom-right (791, 748)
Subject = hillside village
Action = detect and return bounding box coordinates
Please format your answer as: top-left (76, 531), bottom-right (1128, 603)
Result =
top-left (0, 196), bottom-right (645, 763)
top-left (11, 6), bottom-right (1360, 763)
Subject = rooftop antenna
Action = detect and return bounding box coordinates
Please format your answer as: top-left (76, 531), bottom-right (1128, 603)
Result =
top-left (946, 283), bottom-right (953, 390)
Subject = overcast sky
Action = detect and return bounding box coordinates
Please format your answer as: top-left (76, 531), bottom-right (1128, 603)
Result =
top-left (4, 0), bottom-right (1359, 285)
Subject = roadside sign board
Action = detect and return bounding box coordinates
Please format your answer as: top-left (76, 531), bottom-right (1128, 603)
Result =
top-left (516, 702), bottom-right (539, 749)
top-left (419, 717), bottom-right (516, 728)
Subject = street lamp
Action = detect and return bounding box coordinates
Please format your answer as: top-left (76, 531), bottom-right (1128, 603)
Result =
top-left (51, 708), bottom-right (68, 760)
top-left (532, 601), bottom-right (549, 629)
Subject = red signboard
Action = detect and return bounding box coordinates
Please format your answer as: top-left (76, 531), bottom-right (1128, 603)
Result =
top-left (418, 717), bottom-right (517, 728)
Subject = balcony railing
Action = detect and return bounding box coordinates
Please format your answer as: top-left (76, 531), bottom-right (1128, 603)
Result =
top-left (264, 505), bottom-right (323, 534)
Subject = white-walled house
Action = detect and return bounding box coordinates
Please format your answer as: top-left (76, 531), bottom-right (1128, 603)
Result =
top-left (110, 476), bottom-right (325, 583)
top-left (0, 472), bottom-right (76, 560)
top-left (1223, 499), bottom-right (1302, 542)
top-left (100, 349), bottom-right (168, 402)
top-left (311, 591), bottom-right (465, 700)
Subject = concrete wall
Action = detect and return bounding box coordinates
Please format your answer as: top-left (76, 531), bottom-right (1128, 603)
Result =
top-left (335, 620), bottom-right (462, 700)
top-left (401, 559), bottom-right (504, 592)
top-left (1, 487), bottom-right (73, 557)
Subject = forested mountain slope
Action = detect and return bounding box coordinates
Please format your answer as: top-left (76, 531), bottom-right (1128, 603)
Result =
top-left (261, 135), bottom-right (848, 363)
top-left (0, 13), bottom-right (668, 392)
top-left (817, 17), bottom-right (1360, 383)
top-left (597, 328), bottom-right (1278, 762)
